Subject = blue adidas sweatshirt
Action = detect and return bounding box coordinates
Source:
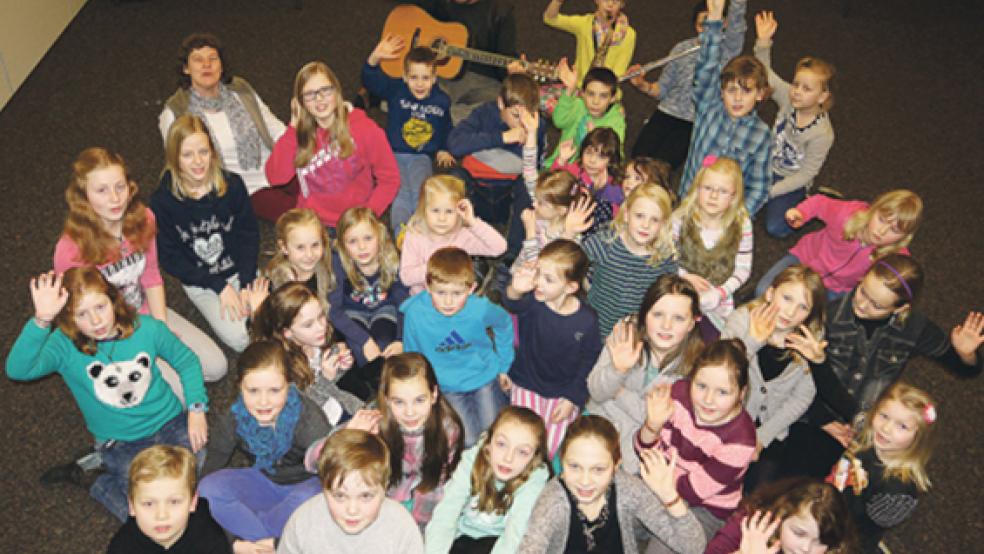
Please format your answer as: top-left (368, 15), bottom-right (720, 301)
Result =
top-left (401, 292), bottom-right (514, 393)
top-left (362, 63), bottom-right (452, 156)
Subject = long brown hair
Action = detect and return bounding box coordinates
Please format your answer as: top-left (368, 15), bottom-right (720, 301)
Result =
top-left (559, 414), bottom-right (621, 467)
top-left (293, 61), bottom-right (353, 167)
top-left (470, 406), bottom-right (551, 514)
top-left (235, 339), bottom-right (292, 390)
top-left (377, 353), bottom-right (463, 492)
top-left (740, 477), bottom-right (857, 553)
top-left (55, 267), bottom-right (137, 355)
top-left (63, 148), bottom-right (155, 265)
top-left (634, 274), bottom-right (704, 376)
top-left (251, 282), bottom-right (332, 389)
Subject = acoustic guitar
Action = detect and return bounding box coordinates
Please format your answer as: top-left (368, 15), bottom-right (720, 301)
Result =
top-left (379, 4), bottom-right (559, 83)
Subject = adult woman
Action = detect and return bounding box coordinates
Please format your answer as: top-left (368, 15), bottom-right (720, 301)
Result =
top-left (159, 33), bottom-right (286, 220)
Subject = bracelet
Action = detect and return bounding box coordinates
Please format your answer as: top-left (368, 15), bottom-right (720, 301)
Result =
top-left (661, 494), bottom-right (684, 509)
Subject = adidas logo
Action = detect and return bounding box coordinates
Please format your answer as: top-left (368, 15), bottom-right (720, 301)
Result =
top-left (436, 330), bottom-right (471, 353)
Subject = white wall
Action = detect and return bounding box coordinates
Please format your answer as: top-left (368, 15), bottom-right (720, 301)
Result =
top-left (0, 0), bottom-right (88, 110)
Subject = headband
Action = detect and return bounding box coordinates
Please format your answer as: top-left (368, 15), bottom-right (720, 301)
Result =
top-left (877, 260), bottom-right (913, 300)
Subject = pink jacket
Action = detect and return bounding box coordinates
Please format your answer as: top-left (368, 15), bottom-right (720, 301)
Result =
top-left (400, 219), bottom-right (507, 294)
top-left (788, 195), bottom-right (908, 293)
top-left (265, 108), bottom-right (399, 227)
top-left (53, 207), bottom-right (163, 314)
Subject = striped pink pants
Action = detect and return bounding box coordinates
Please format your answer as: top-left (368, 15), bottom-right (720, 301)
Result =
top-left (510, 384), bottom-right (577, 458)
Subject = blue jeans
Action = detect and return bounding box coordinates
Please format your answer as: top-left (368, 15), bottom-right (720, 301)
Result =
top-left (391, 153), bottom-right (434, 236)
top-left (444, 379), bottom-right (507, 448)
top-left (765, 187), bottom-right (807, 238)
top-left (198, 468), bottom-right (322, 541)
top-left (754, 253), bottom-right (801, 298)
top-left (90, 412), bottom-right (195, 522)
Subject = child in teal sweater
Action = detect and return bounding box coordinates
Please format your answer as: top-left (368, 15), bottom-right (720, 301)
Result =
top-left (5, 268), bottom-right (208, 521)
top-left (545, 63), bottom-right (626, 168)
top-left (424, 406), bottom-right (551, 554)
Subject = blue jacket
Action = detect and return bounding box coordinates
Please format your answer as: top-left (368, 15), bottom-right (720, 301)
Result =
top-left (401, 292), bottom-right (515, 392)
top-left (362, 63), bottom-right (452, 156)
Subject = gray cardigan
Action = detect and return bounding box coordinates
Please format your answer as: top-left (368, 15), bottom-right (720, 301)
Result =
top-left (516, 471), bottom-right (706, 554)
top-left (722, 307), bottom-right (817, 447)
top-left (587, 345), bottom-right (687, 475)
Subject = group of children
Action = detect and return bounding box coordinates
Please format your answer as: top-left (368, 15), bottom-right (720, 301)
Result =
top-left (5, 0), bottom-right (983, 553)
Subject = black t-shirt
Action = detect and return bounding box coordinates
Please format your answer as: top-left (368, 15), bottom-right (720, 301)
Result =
top-left (561, 480), bottom-right (623, 553)
top-left (106, 498), bottom-right (231, 553)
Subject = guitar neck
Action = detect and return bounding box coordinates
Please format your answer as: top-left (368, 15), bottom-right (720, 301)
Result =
top-left (442, 45), bottom-right (516, 69)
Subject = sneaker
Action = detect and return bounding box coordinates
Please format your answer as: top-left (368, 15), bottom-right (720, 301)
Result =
top-left (40, 462), bottom-right (101, 490)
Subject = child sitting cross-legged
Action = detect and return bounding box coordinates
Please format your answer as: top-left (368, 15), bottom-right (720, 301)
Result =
top-left (402, 246), bottom-right (515, 447)
top-left (107, 445), bottom-right (230, 553)
top-left (280, 429), bottom-right (424, 554)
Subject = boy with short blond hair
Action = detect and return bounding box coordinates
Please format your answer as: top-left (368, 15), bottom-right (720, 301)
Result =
top-left (679, 0), bottom-right (772, 216)
top-left (279, 429), bottom-right (422, 554)
top-left (400, 247), bottom-right (514, 447)
top-left (363, 37), bottom-right (454, 234)
top-left (108, 445), bottom-right (230, 553)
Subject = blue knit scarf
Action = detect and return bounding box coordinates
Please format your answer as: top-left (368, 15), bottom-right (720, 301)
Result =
top-left (231, 385), bottom-right (303, 471)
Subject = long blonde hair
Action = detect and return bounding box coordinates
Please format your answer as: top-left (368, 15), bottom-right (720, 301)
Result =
top-left (674, 156), bottom-right (748, 231)
top-left (611, 182), bottom-right (676, 265)
top-left (407, 175), bottom-right (467, 234)
top-left (265, 208), bottom-right (336, 296)
top-left (336, 207), bottom-right (400, 293)
top-left (745, 264), bottom-right (826, 366)
top-left (843, 189), bottom-right (923, 259)
top-left (848, 381), bottom-right (936, 492)
top-left (293, 62), bottom-right (353, 167)
top-left (162, 114), bottom-right (228, 199)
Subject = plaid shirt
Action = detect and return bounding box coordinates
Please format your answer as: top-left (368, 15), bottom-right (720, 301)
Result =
top-left (679, 19), bottom-right (772, 216)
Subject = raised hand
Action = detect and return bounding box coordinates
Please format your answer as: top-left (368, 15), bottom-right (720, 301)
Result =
top-left (519, 107), bottom-right (540, 135)
top-left (346, 409), bottom-right (382, 433)
top-left (951, 311), bottom-right (984, 363)
top-left (369, 34), bottom-right (406, 65)
top-left (755, 11), bottom-right (779, 42)
top-left (30, 271), bottom-right (69, 325)
top-left (645, 383), bottom-right (674, 433)
top-left (563, 196), bottom-right (596, 237)
top-left (557, 56), bottom-right (577, 91)
top-left (556, 139), bottom-right (578, 166)
top-left (606, 319), bottom-right (643, 373)
top-left (240, 277), bottom-right (270, 314)
top-left (520, 207), bottom-right (538, 238)
top-left (738, 511), bottom-right (782, 554)
top-left (381, 341), bottom-right (404, 358)
top-left (785, 207), bottom-right (805, 228)
top-left (786, 324), bottom-right (828, 363)
top-left (510, 261), bottom-right (538, 294)
top-left (436, 150), bottom-right (456, 168)
top-left (639, 448), bottom-right (679, 503)
top-left (749, 302), bottom-right (779, 343)
top-left (457, 198), bottom-right (476, 227)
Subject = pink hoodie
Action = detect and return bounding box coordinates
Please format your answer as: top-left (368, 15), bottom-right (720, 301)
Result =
top-left (789, 195), bottom-right (908, 293)
top-left (265, 107), bottom-right (399, 227)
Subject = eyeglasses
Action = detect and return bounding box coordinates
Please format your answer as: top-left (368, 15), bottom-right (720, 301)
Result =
top-left (302, 85), bottom-right (335, 103)
top-left (700, 184), bottom-right (734, 197)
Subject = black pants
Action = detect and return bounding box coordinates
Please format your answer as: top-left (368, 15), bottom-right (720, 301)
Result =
top-left (450, 535), bottom-right (497, 554)
top-left (631, 110), bottom-right (694, 170)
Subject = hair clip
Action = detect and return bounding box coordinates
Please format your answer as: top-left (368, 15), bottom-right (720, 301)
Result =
top-left (923, 403), bottom-right (937, 425)
top-left (701, 154), bottom-right (718, 168)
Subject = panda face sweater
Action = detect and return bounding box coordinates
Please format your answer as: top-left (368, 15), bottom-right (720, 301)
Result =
top-left (4, 315), bottom-right (207, 443)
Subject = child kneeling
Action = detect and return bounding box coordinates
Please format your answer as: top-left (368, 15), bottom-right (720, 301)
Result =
top-left (279, 429), bottom-right (424, 554)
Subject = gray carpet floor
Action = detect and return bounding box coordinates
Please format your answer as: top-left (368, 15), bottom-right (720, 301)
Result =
top-left (0, 0), bottom-right (981, 551)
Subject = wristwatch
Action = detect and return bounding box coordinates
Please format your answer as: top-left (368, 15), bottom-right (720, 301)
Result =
top-left (188, 402), bottom-right (208, 413)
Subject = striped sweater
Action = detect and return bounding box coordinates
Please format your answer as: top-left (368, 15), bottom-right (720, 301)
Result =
top-left (634, 379), bottom-right (755, 520)
top-left (582, 227), bottom-right (678, 339)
